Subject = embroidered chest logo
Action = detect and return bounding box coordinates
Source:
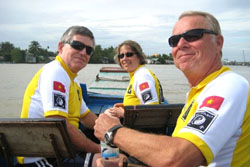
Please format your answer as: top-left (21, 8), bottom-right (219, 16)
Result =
top-left (77, 89), bottom-right (81, 101)
top-left (127, 84), bottom-right (132, 94)
top-left (182, 100), bottom-right (194, 121)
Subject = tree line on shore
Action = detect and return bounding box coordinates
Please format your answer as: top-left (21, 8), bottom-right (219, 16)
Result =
top-left (0, 41), bottom-right (173, 64)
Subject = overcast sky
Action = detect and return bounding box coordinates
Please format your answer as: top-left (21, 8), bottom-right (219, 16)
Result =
top-left (0, 0), bottom-right (250, 61)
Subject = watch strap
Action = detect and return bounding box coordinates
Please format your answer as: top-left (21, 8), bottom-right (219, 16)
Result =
top-left (108, 124), bottom-right (123, 133)
top-left (105, 124), bottom-right (123, 147)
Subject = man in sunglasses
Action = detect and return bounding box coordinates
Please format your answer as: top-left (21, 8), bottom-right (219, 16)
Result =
top-left (94, 11), bottom-right (250, 166)
top-left (18, 26), bottom-right (100, 167)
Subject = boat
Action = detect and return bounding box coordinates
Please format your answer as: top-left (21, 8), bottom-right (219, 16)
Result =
top-left (88, 67), bottom-right (130, 96)
top-left (81, 67), bottom-right (129, 114)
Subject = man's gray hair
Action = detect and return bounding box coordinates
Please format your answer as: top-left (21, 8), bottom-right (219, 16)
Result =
top-left (60, 26), bottom-right (95, 46)
top-left (179, 11), bottom-right (222, 35)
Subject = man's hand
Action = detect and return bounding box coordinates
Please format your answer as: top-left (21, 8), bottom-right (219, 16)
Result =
top-left (94, 113), bottom-right (121, 141)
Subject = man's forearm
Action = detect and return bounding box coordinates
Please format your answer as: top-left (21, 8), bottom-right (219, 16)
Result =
top-left (67, 119), bottom-right (100, 153)
top-left (113, 127), bottom-right (170, 166)
top-left (94, 114), bottom-right (205, 166)
top-left (47, 115), bottom-right (100, 153)
top-left (113, 127), bottom-right (204, 167)
top-left (81, 111), bottom-right (98, 129)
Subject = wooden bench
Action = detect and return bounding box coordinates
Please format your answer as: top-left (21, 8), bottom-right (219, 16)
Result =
top-left (123, 103), bottom-right (184, 167)
top-left (124, 103), bottom-right (184, 135)
top-left (0, 104), bottom-right (184, 167)
top-left (0, 118), bottom-right (76, 167)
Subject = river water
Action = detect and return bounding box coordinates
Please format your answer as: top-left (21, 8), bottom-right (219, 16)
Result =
top-left (0, 64), bottom-right (249, 117)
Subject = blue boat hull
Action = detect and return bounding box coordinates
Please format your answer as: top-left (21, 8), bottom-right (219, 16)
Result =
top-left (81, 83), bottom-right (124, 114)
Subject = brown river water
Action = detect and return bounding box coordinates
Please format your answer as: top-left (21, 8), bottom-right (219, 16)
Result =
top-left (0, 64), bottom-right (249, 118)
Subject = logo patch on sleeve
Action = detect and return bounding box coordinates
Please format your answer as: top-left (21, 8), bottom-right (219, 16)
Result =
top-left (53, 93), bottom-right (66, 109)
top-left (142, 90), bottom-right (152, 103)
top-left (139, 82), bottom-right (149, 91)
top-left (199, 96), bottom-right (224, 110)
top-left (186, 110), bottom-right (217, 134)
top-left (53, 81), bottom-right (66, 93)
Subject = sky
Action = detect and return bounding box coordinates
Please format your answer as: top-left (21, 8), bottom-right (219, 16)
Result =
top-left (0, 0), bottom-right (250, 62)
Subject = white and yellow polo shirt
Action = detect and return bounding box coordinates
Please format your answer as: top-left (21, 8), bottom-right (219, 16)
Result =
top-left (172, 66), bottom-right (250, 166)
top-left (123, 65), bottom-right (163, 106)
top-left (19, 55), bottom-right (90, 164)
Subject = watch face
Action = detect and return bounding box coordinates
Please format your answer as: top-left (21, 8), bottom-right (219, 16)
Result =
top-left (104, 124), bottom-right (123, 147)
top-left (104, 131), bottom-right (113, 144)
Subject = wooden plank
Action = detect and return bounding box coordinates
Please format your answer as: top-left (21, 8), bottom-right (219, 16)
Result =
top-left (123, 104), bottom-right (184, 167)
top-left (123, 104), bottom-right (184, 134)
top-left (0, 118), bottom-right (75, 158)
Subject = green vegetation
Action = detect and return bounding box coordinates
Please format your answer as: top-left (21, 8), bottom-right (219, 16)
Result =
top-left (0, 41), bottom-right (173, 64)
top-left (0, 41), bottom-right (55, 63)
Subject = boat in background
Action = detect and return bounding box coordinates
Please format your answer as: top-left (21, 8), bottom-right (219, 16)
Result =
top-left (88, 67), bottom-right (129, 96)
top-left (81, 67), bottom-right (129, 114)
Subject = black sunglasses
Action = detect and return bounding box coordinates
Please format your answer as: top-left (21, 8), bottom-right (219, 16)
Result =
top-left (118, 52), bottom-right (135, 59)
top-left (66, 40), bottom-right (94, 55)
top-left (168, 28), bottom-right (218, 47)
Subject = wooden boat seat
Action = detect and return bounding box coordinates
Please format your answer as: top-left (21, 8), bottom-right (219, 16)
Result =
top-left (123, 103), bottom-right (184, 167)
top-left (123, 103), bottom-right (184, 135)
top-left (0, 118), bottom-right (76, 167)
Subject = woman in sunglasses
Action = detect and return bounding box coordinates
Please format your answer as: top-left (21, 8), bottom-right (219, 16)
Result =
top-left (105, 40), bottom-right (164, 118)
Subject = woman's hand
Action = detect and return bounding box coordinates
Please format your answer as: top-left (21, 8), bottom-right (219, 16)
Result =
top-left (114, 103), bottom-right (124, 108)
top-left (96, 154), bottom-right (128, 167)
top-left (104, 107), bottom-right (125, 118)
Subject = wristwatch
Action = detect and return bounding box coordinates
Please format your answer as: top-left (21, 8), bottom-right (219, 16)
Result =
top-left (104, 124), bottom-right (123, 147)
